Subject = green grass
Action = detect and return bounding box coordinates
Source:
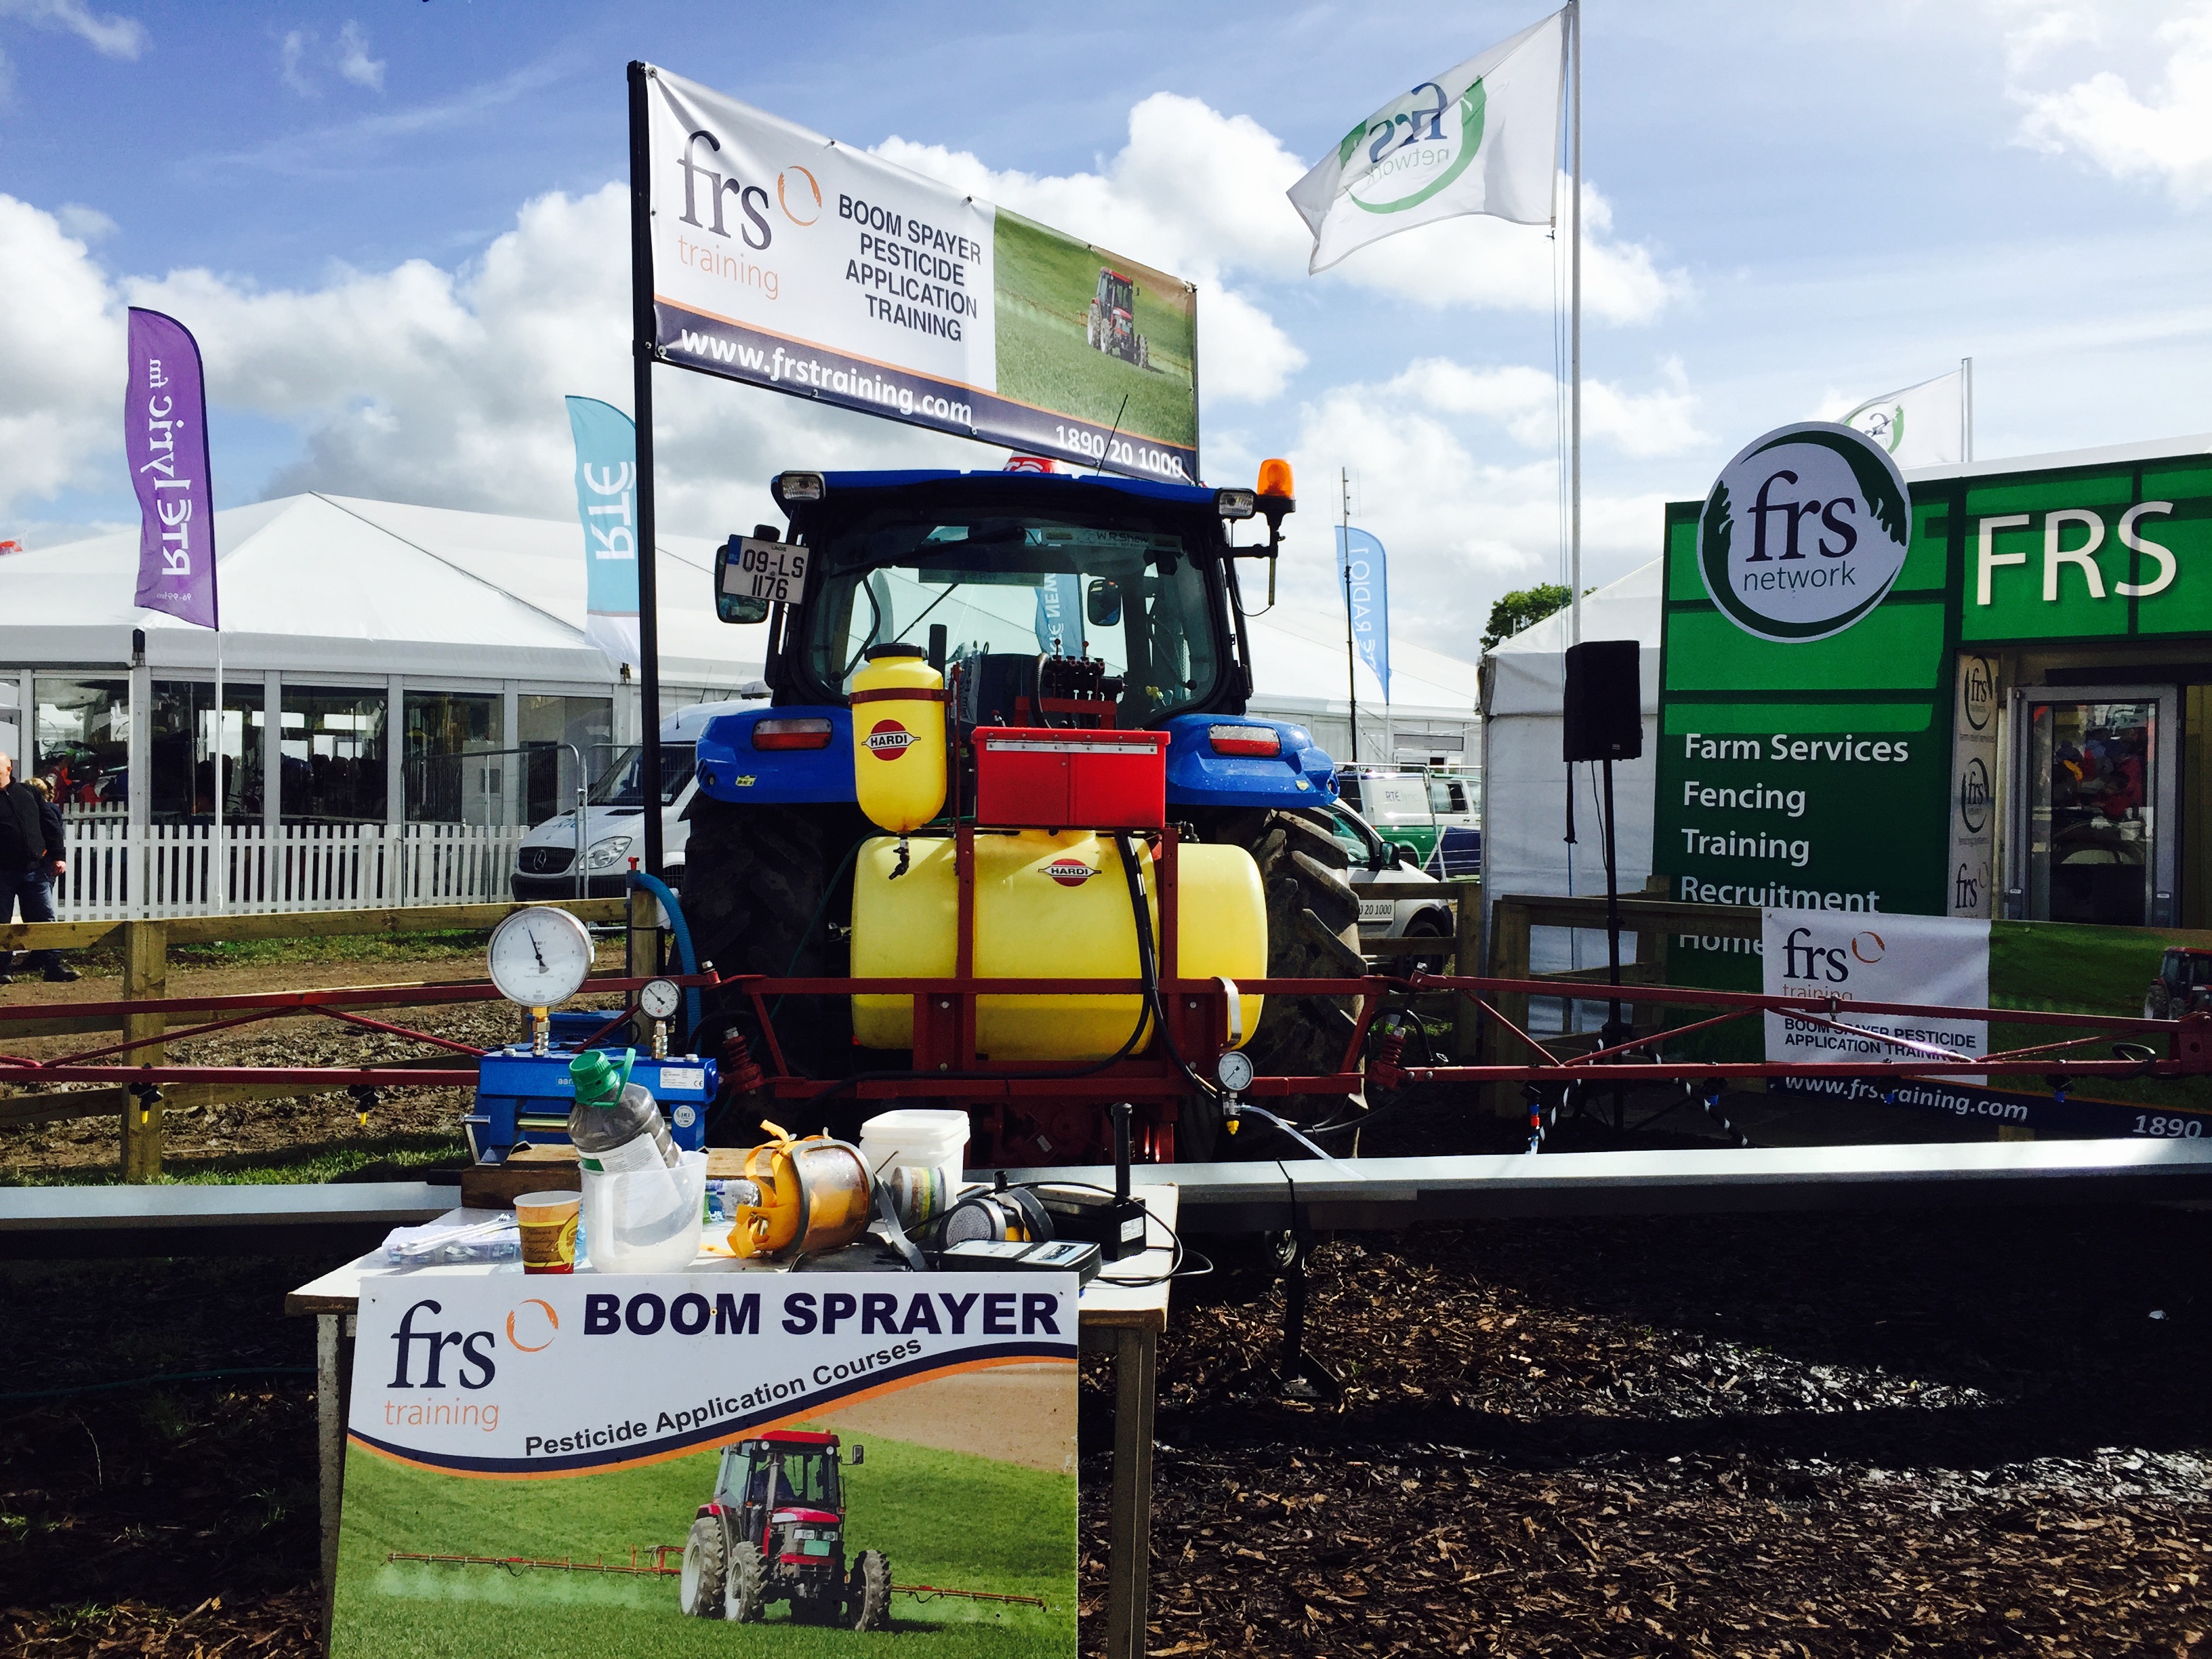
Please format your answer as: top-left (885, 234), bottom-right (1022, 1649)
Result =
top-left (992, 211), bottom-right (1195, 449)
top-left (67, 930), bottom-right (501, 977)
top-left (332, 1430), bottom-right (1075, 1659)
top-left (0, 1132), bottom-right (470, 1188)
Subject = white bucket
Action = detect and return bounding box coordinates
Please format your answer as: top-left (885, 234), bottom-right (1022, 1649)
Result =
top-left (580, 1149), bottom-right (708, 1273)
top-left (859, 1109), bottom-right (970, 1225)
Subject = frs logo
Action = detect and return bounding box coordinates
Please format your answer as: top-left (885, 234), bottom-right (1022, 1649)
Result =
top-left (1044, 860), bottom-right (1099, 888)
top-left (865, 720), bottom-right (915, 760)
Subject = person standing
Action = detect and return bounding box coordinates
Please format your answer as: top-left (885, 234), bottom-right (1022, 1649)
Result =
top-left (0, 752), bottom-right (78, 984)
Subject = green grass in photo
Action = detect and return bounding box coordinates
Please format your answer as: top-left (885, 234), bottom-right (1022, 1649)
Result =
top-left (331, 1427), bottom-right (1075, 1659)
top-left (992, 211), bottom-right (1194, 449)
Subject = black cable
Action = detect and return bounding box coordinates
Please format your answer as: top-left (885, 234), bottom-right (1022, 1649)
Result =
top-left (1005, 1178), bottom-right (1208, 1284)
top-left (1114, 830), bottom-right (1221, 1106)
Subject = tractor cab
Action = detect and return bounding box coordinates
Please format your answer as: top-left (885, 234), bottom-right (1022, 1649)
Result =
top-left (2146, 947), bottom-right (2212, 1020)
top-left (1086, 268), bottom-right (1147, 366)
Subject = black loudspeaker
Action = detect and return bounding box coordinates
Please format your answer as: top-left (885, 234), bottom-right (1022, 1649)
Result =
top-left (1563, 640), bottom-right (1643, 762)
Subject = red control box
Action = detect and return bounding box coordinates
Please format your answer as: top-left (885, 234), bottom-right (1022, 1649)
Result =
top-left (972, 728), bottom-right (1169, 830)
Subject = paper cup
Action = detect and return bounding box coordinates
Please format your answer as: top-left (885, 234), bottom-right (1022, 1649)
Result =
top-left (516, 1189), bottom-right (580, 1274)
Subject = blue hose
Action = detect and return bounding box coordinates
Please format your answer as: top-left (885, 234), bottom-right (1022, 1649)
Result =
top-left (626, 871), bottom-right (703, 1036)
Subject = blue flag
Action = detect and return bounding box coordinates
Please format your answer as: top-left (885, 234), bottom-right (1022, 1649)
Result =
top-left (565, 396), bottom-right (639, 669)
top-left (1335, 526), bottom-right (1391, 703)
top-left (1033, 572), bottom-right (1083, 655)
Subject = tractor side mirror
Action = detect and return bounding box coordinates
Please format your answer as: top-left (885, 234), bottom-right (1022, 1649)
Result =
top-left (847, 1444), bottom-right (865, 1465)
top-left (714, 537), bottom-right (771, 626)
top-left (1086, 579), bottom-right (1122, 628)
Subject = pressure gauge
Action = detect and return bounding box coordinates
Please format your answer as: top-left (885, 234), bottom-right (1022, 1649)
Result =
top-left (638, 977), bottom-right (682, 1021)
top-left (1215, 1050), bottom-right (1254, 1094)
top-left (487, 907), bottom-right (596, 1008)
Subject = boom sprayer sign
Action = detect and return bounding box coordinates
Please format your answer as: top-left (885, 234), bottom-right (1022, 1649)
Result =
top-left (1699, 422), bottom-right (1912, 643)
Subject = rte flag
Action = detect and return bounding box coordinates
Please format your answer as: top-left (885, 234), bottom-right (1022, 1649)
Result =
top-left (1336, 527), bottom-right (1392, 704)
top-left (1288, 9), bottom-right (1566, 274)
top-left (126, 308), bottom-right (218, 628)
top-left (564, 396), bottom-right (641, 670)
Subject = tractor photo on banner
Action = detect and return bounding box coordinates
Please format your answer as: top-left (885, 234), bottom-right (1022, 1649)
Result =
top-left (638, 63), bottom-right (1197, 483)
top-left (332, 1274), bottom-right (1078, 1657)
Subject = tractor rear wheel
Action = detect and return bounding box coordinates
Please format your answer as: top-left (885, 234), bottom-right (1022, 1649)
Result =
top-left (1190, 806), bottom-right (1366, 1099)
top-left (846, 1549), bottom-right (891, 1631)
top-left (683, 798), bottom-right (872, 1134)
top-left (723, 1539), bottom-right (766, 1623)
top-left (678, 1517), bottom-right (726, 1617)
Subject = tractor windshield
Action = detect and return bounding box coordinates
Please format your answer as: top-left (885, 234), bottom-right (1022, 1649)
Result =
top-left (800, 508), bottom-right (1227, 728)
top-left (758, 1447), bottom-right (841, 1511)
top-left (1101, 274), bottom-right (1133, 312)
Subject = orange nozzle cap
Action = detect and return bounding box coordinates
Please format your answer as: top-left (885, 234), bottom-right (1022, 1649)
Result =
top-left (1257, 458), bottom-right (1294, 497)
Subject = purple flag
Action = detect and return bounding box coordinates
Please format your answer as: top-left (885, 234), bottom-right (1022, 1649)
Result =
top-left (126, 308), bottom-right (218, 628)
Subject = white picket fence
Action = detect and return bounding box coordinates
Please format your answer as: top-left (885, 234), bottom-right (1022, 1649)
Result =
top-left (41, 820), bottom-right (531, 920)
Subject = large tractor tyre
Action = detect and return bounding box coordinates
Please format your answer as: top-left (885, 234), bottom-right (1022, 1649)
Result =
top-left (684, 797), bottom-right (872, 1134)
top-left (678, 1517), bottom-right (726, 1617)
top-left (722, 1539), bottom-right (766, 1624)
top-left (846, 1549), bottom-right (892, 1631)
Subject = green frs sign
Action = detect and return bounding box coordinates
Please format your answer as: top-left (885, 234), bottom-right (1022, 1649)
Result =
top-left (1657, 436), bottom-right (2212, 954)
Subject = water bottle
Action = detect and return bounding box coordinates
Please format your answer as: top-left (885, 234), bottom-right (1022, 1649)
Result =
top-left (568, 1048), bottom-right (680, 1174)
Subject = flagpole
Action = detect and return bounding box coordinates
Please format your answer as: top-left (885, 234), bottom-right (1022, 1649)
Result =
top-left (1962, 355), bottom-right (1973, 464)
top-left (1341, 466), bottom-right (1358, 764)
top-left (213, 637), bottom-right (224, 915)
top-left (1568, 0), bottom-right (1582, 649)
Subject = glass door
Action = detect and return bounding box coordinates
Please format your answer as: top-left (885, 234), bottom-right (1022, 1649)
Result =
top-left (2009, 685), bottom-right (2177, 927)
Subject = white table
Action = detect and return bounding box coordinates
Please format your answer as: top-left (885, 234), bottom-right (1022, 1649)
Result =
top-left (287, 1183), bottom-right (1176, 1659)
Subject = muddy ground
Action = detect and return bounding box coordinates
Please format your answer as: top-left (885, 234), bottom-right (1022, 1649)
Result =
top-left (2, 951), bottom-right (2209, 1656)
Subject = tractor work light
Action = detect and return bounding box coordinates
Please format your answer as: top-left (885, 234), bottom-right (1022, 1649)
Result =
top-left (777, 471), bottom-right (825, 502)
top-left (752, 717), bottom-right (835, 751)
top-left (1214, 487), bottom-right (1256, 520)
top-left (1207, 723), bottom-right (1282, 758)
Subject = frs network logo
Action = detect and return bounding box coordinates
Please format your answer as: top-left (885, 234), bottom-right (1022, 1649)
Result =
top-left (865, 720), bottom-right (915, 760)
top-left (1698, 422), bottom-right (1912, 644)
top-left (1341, 77), bottom-right (1487, 215)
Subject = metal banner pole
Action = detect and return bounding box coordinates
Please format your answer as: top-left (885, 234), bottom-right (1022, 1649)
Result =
top-left (1568, 0), bottom-right (1582, 650)
top-left (628, 60), bottom-right (665, 881)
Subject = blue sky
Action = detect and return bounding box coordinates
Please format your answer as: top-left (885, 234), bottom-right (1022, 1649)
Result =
top-left (3, 0), bottom-right (2209, 650)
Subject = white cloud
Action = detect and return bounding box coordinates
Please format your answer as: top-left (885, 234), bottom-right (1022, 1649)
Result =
top-left (0, 194), bottom-right (125, 516)
top-left (0, 0), bottom-right (146, 60)
top-left (335, 20), bottom-right (383, 91)
top-left (2012, 4), bottom-right (2212, 199)
top-left (279, 28), bottom-right (312, 96)
top-left (54, 201), bottom-right (114, 240)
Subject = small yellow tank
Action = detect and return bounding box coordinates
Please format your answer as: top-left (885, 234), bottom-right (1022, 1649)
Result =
top-left (851, 830), bottom-right (1266, 1060)
top-left (726, 1123), bottom-right (874, 1260)
top-left (850, 645), bottom-right (946, 834)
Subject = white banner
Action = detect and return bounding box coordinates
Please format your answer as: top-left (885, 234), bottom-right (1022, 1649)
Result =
top-left (1763, 907), bottom-right (1989, 1083)
top-left (1843, 369), bottom-right (1965, 469)
top-left (352, 1272), bottom-right (1077, 1475)
top-left (641, 64), bottom-right (1199, 480)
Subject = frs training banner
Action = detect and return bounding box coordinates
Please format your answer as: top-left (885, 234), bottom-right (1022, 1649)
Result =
top-left (1763, 908), bottom-right (1989, 1086)
top-left (1336, 526), bottom-right (1391, 703)
top-left (336, 1273), bottom-right (1078, 1656)
top-left (640, 63), bottom-right (1199, 483)
top-left (564, 396), bottom-right (640, 670)
top-left (125, 308), bottom-right (218, 629)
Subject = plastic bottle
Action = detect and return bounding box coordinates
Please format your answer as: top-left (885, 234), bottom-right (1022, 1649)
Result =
top-left (568, 1048), bottom-right (680, 1174)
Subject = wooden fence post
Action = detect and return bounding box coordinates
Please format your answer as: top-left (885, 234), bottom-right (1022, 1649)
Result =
top-left (627, 881), bottom-right (659, 981)
top-left (120, 918), bottom-right (168, 1182)
top-left (1484, 898), bottom-right (1532, 1118)
top-left (1450, 877), bottom-right (1481, 1063)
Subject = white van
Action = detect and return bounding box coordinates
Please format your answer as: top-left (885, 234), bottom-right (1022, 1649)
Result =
top-left (510, 700), bottom-right (747, 899)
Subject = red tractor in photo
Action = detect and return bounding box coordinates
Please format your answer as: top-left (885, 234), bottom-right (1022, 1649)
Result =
top-left (678, 1429), bottom-right (890, 1629)
top-left (2146, 946), bottom-right (2212, 1021)
top-left (1085, 267), bottom-right (1148, 369)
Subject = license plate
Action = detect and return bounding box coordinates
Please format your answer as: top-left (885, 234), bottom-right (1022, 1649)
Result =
top-left (725, 537), bottom-right (810, 605)
top-left (1358, 899), bottom-right (1394, 923)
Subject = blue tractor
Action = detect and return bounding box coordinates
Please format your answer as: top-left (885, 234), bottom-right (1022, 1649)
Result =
top-left (684, 462), bottom-right (1362, 1166)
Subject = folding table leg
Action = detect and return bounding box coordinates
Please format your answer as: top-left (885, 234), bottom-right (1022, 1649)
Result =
top-left (1105, 1324), bottom-right (1158, 1659)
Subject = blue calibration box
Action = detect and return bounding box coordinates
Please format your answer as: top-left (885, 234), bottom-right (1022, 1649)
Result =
top-left (466, 1033), bottom-right (718, 1164)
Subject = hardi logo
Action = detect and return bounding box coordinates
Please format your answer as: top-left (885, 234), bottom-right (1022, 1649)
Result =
top-left (1698, 422), bottom-right (1912, 644)
top-left (1043, 859), bottom-right (1100, 888)
top-left (864, 720), bottom-right (915, 760)
top-left (1340, 78), bottom-right (1486, 216)
top-left (1958, 756), bottom-right (1992, 835)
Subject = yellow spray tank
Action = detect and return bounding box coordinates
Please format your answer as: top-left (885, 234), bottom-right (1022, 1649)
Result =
top-left (850, 644), bottom-right (946, 834)
top-left (850, 830), bottom-right (1266, 1061)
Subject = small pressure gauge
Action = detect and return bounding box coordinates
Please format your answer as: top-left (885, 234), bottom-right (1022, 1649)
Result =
top-left (487, 907), bottom-right (596, 1008)
top-left (1215, 1050), bottom-right (1254, 1094)
top-left (638, 977), bottom-right (682, 1021)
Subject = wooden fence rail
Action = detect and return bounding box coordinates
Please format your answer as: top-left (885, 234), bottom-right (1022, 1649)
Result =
top-left (1, 899), bottom-right (630, 1181)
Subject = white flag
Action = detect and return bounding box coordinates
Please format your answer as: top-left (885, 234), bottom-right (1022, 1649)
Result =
top-left (1843, 370), bottom-right (1965, 469)
top-left (1287, 10), bottom-right (1567, 274)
